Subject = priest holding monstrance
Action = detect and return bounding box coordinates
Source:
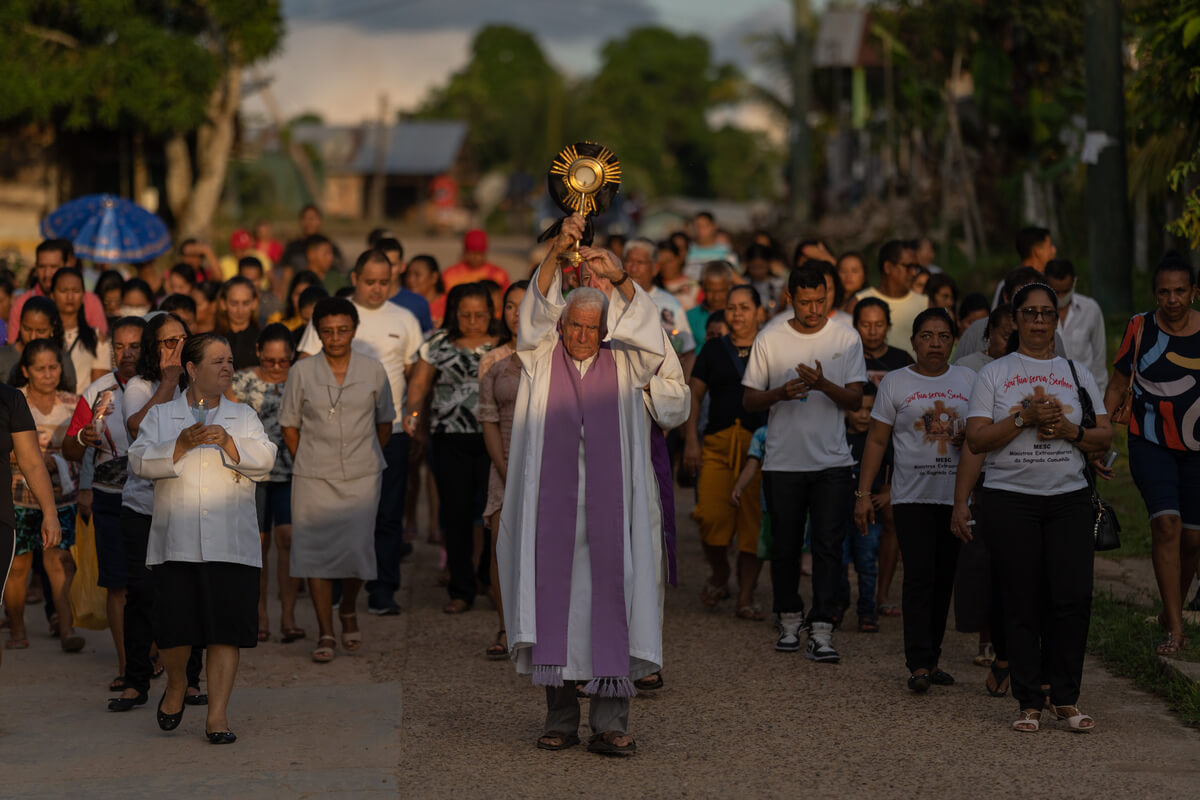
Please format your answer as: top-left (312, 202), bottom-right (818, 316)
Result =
top-left (497, 144), bottom-right (670, 758)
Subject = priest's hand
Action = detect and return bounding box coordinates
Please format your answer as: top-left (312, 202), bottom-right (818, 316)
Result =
top-left (554, 214), bottom-right (586, 253)
top-left (579, 246), bottom-right (620, 280)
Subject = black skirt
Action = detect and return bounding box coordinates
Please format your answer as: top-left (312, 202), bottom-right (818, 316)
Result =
top-left (152, 561), bottom-right (260, 649)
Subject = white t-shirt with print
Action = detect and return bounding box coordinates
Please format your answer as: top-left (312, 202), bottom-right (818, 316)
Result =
top-left (872, 365), bottom-right (976, 505)
top-left (298, 299), bottom-right (422, 428)
top-left (121, 375), bottom-right (181, 515)
top-left (648, 286), bottom-right (696, 355)
top-left (742, 318), bottom-right (866, 472)
top-left (966, 353), bottom-right (1104, 495)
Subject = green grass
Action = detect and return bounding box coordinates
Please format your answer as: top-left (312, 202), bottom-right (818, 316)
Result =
top-left (1089, 591), bottom-right (1200, 726)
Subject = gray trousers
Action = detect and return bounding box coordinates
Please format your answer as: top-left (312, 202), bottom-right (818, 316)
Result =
top-left (544, 681), bottom-right (630, 736)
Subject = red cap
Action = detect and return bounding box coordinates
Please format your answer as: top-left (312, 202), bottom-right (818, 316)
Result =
top-left (230, 229), bottom-right (253, 251)
top-left (463, 229), bottom-right (488, 253)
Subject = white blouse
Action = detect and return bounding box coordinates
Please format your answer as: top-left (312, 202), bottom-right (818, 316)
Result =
top-left (128, 395), bottom-right (276, 567)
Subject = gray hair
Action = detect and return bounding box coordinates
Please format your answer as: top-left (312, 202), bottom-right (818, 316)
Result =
top-left (563, 286), bottom-right (609, 320)
top-left (624, 237), bottom-right (657, 262)
top-left (701, 260), bottom-right (735, 282)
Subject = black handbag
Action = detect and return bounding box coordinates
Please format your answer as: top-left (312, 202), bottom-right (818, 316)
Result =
top-left (1067, 360), bottom-right (1121, 551)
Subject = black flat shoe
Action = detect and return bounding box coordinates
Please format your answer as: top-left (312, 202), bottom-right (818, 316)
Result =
top-left (184, 688), bottom-right (208, 706)
top-left (930, 668), bottom-right (955, 686)
top-left (907, 673), bottom-right (931, 693)
top-left (156, 692), bottom-right (185, 731)
top-left (206, 730), bottom-right (237, 745)
top-left (107, 692), bottom-right (148, 712)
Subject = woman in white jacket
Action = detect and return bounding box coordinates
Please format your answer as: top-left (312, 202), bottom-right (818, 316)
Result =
top-left (129, 333), bottom-right (276, 745)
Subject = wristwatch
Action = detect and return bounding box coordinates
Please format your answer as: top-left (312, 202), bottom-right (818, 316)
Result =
top-left (1013, 411), bottom-right (1026, 428)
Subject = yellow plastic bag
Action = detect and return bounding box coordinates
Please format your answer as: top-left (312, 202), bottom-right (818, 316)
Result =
top-left (69, 513), bottom-right (108, 630)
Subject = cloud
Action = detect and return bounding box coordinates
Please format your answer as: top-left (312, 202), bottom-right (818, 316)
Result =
top-left (283, 0), bottom-right (658, 41)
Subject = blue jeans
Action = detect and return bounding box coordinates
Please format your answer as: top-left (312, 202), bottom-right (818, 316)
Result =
top-left (838, 519), bottom-right (880, 618)
top-left (367, 431), bottom-right (410, 606)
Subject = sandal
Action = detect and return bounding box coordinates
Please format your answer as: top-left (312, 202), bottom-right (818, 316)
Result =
top-left (587, 730), bottom-right (636, 757)
top-left (735, 604), bottom-right (766, 622)
top-left (257, 629), bottom-right (270, 642)
top-left (537, 731), bottom-right (580, 751)
top-left (1156, 632), bottom-right (1190, 656)
top-left (485, 630), bottom-right (508, 660)
top-left (312, 635), bottom-right (336, 663)
top-left (986, 662), bottom-right (1010, 697)
top-left (699, 582), bottom-right (730, 608)
top-left (634, 673), bottom-right (663, 691)
top-left (973, 642), bottom-right (996, 667)
top-left (1048, 703), bottom-right (1096, 732)
top-left (5, 637), bottom-right (29, 650)
top-left (878, 603), bottom-right (902, 618)
top-left (338, 613), bottom-right (362, 651)
top-left (281, 627), bottom-right (307, 643)
top-left (443, 598), bottom-right (470, 614)
top-left (857, 615), bottom-right (879, 633)
top-left (1012, 709), bottom-right (1041, 733)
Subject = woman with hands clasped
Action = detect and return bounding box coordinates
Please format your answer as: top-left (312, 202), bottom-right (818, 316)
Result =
top-left (854, 308), bottom-right (974, 693)
top-left (128, 333), bottom-right (276, 744)
top-left (957, 283), bottom-right (1111, 734)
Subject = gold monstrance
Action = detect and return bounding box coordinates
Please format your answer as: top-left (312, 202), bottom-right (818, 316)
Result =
top-left (538, 142), bottom-right (622, 267)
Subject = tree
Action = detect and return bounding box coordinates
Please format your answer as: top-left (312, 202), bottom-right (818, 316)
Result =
top-left (0, 1), bottom-right (283, 239)
top-left (415, 25), bottom-right (565, 173)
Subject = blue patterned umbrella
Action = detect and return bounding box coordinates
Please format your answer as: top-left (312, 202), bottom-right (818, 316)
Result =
top-left (40, 194), bottom-right (171, 264)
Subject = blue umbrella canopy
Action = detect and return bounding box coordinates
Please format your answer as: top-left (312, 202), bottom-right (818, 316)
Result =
top-left (40, 194), bottom-right (171, 265)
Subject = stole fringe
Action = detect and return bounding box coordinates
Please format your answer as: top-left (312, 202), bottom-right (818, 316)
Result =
top-left (582, 676), bottom-right (637, 698)
top-left (532, 665), bottom-right (563, 687)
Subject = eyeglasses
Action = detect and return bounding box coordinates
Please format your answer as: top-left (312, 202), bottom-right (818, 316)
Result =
top-left (158, 336), bottom-right (186, 348)
top-left (1018, 307), bottom-right (1058, 321)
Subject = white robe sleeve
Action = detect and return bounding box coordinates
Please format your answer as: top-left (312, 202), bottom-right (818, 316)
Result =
top-left (644, 330), bottom-right (690, 430)
top-left (221, 407), bottom-right (277, 482)
top-left (127, 405), bottom-right (184, 480)
top-left (516, 265), bottom-right (566, 373)
top-left (607, 284), bottom-right (666, 387)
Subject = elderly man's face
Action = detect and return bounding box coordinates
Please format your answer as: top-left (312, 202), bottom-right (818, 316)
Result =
top-left (579, 262), bottom-right (612, 293)
top-left (561, 305), bottom-right (603, 361)
top-left (623, 248), bottom-right (655, 290)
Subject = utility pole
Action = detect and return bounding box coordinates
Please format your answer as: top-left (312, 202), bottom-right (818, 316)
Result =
top-left (790, 0), bottom-right (813, 227)
top-left (1084, 0), bottom-right (1132, 314)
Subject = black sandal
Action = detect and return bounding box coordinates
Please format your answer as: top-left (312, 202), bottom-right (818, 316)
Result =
top-left (587, 730), bottom-right (636, 757)
top-left (485, 630), bottom-right (507, 660)
top-left (986, 663), bottom-right (1010, 697)
top-left (537, 731), bottom-right (580, 751)
top-left (634, 673), bottom-right (663, 691)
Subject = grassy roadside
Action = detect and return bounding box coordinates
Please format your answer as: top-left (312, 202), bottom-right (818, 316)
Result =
top-left (1089, 591), bottom-right (1200, 726)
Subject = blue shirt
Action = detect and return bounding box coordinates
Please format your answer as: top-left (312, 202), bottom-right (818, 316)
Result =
top-left (389, 288), bottom-right (433, 332)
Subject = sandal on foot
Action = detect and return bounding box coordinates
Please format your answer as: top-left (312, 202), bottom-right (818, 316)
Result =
top-left (878, 603), bottom-right (902, 618)
top-left (973, 642), bottom-right (996, 667)
top-left (1012, 709), bottom-right (1041, 733)
top-left (587, 730), bottom-right (636, 757)
top-left (634, 673), bottom-right (663, 691)
top-left (857, 615), bottom-right (879, 633)
top-left (699, 582), bottom-right (730, 608)
top-left (485, 630), bottom-right (508, 660)
top-left (986, 663), bottom-right (1010, 697)
top-left (1156, 632), bottom-right (1189, 656)
top-left (312, 636), bottom-right (336, 663)
top-left (281, 627), bottom-right (306, 643)
top-left (5, 637), bottom-right (29, 650)
top-left (338, 613), bottom-right (362, 651)
top-left (537, 731), bottom-right (580, 751)
top-left (735, 604), bottom-right (766, 621)
top-left (442, 598), bottom-right (470, 614)
top-left (257, 629), bottom-right (270, 642)
top-left (1049, 703), bottom-right (1095, 732)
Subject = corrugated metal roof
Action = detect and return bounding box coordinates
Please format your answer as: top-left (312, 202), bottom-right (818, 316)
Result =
top-left (290, 121), bottom-right (466, 176)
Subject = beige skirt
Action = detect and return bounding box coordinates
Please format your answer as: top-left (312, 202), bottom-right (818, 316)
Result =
top-left (290, 473), bottom-right (381, 580)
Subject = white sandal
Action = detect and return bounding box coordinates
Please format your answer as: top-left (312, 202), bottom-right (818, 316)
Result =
top-left (1049, 703), bottom-right (1095, 732)
top-left (1012, 709), bottom-right (1041, 732)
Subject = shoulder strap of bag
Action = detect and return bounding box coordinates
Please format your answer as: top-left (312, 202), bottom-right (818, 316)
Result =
top-left (1066, 358), bottom-right (1099, 491)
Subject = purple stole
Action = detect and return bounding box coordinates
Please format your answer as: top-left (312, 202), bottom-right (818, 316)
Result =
top-left (531, 340), bottom-right (634, 697)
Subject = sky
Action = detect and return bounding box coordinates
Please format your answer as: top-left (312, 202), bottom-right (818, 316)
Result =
top-left (242, 0), bottom-right (797, 127)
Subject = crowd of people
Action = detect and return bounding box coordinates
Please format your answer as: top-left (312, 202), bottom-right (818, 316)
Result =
top-left (0, 202), bottom-right (1196, 753)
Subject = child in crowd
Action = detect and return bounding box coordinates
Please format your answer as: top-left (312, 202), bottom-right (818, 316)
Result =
top-left (732, 424), bottom-right (770, 563)
top-left (840, 381), bottom-right (886, 633)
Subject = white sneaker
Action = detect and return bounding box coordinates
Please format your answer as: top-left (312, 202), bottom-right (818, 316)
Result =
top-left (775, 612), bottom-right (805, 652)
top-left (805, 621), bottom-right (840, 663)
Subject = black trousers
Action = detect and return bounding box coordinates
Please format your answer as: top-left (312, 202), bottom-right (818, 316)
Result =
top-left (430, 433), bottom-right (490, 605)
top-left (763, 467), bottom-right (853, 622)
top-left (892, 504), bottom-right (961, 672)
top-left (982, 488), bottom-right (1093, 710)
top-left (120, 508), bottom-right (201, 694)
top-left (367, 431), bottom-right (411, 606)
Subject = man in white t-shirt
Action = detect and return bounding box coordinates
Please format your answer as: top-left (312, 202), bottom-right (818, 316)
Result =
top-left (1044, 259), bottom-right (1108, 394)
top-left (743, 267), bottom-right (867, 663)
top-left (298, 249), bottom-right (422, 615)
top-left (624, 237), bottom-right (697, 375)
top-left (854, 240), bottom-right (927, 359)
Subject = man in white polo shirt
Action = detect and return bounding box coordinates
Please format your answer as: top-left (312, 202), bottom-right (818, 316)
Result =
top-left (298, 248), bottom-right (423, 615)
top-left (743, 267), bottom-right (866, 663)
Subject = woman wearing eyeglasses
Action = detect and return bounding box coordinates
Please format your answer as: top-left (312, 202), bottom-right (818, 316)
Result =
top-left (960, 283), bottom-right (1111, 733)
top-left (232, 324), bottom-right (302, 644)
